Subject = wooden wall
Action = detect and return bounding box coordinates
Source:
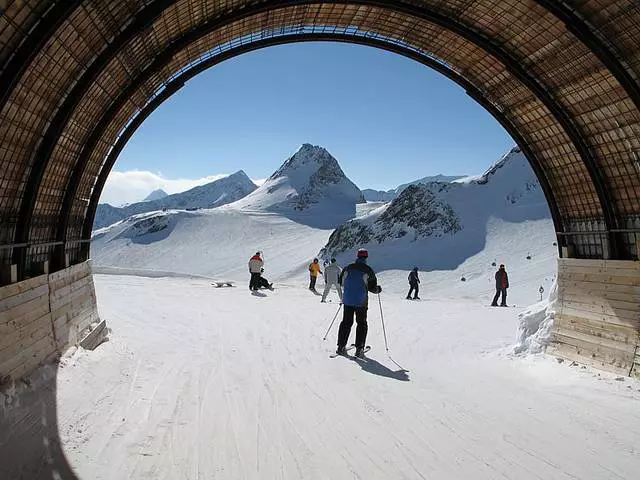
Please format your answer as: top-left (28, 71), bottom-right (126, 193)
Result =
top-left (0, 261), bottom-right (101, 384)
top-left (548, 258), bottom-right (640, 378)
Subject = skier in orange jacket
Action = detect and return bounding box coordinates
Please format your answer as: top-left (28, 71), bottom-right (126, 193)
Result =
top-left (308, 258), bottom-right (322, 292)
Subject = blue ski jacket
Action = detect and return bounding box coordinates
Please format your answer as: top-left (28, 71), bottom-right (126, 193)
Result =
top-left (339, 258), bottom-right (380, 308)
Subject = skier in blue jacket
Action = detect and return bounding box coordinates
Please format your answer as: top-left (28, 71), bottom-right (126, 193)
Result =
top-left (336, 248), bottom-right (382, 358)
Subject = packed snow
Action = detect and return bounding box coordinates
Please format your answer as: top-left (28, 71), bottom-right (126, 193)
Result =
top-left (3, 268), bottom-right (634, 480)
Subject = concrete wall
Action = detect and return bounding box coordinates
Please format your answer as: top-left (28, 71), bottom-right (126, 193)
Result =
top-left (0, 261), bottom-right (101, 384)
top-left (548, 258), bottom-right (640, 378)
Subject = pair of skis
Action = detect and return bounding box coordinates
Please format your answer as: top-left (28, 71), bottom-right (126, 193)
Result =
top-left (329, 344), bottom-right (371, 359)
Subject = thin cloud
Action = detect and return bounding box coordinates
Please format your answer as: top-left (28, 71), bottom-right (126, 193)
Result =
top-left (100, 170), bottom-right (235, 206)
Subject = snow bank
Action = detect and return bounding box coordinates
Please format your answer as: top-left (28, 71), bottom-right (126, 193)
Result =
top-left (514, 278), bottom-right (557, 354)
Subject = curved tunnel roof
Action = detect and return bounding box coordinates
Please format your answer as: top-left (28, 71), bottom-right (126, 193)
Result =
top-left (0, 0), bottom-right (639, 280)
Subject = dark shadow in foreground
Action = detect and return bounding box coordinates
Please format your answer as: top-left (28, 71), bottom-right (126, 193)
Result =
top-left (0, 365), bottom-right (80, 480)
top-left (352, 356), bottom-right (410, 381)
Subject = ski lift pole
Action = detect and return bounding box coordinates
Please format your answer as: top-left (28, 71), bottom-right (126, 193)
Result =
top-left (377, 293), bottom-right (389, 352)
top-left (322, 304), bottom-right (342, 341)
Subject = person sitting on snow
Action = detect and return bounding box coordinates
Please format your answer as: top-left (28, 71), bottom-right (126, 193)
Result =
top-left (321, 258), bottom-right (343, 303)
top-left (407, 267), bottom-right (420, 300)
top-left (256, 268), bottom-right (274, 290)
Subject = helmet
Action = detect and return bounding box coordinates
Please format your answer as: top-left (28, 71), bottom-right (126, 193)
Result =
top-left (413, 266), bottom-right (418, 271)
top-left (357, 248), bottom-right (368, 258)
top-left (256, 251), bottom-right (261, 256)
top-left (313, 258), bottom-right (319, 262)
top-left (331, 258), bottom-right (336, 263)
top-left (499, 264), bottom-right (505, 269)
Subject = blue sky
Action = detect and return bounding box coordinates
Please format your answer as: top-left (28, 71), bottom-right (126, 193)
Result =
top-left (104, 42), bottom-right (514, 205)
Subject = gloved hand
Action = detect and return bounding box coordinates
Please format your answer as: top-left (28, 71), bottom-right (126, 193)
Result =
top-left (375, 285), bottom-right (382, 294)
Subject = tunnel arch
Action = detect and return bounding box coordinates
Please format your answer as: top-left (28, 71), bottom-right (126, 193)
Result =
top-left (0, 0), bottom-right (639, 282)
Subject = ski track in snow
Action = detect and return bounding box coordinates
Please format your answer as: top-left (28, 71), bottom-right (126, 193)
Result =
top-left (43, 274), bottom-right (640, 480)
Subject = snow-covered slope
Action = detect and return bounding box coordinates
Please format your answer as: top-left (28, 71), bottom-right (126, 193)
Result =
top-left (363, 174), bottom-right (465, 201)
top-left (232, 144), bottom-right (365, 228)
top-left (323, 147), bottom-right (551, 272)
top-left (91, 208), bottom-right (335, 282)
top-left (142, 188), bottom-right (168, 202)
top-left (94, 170), bottom-right (257, 229)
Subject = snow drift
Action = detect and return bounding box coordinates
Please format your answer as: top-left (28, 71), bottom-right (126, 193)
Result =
top-left (514, 278), bottom-right (558, 355)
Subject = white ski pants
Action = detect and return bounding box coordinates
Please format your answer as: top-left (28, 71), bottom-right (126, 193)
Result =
top-left (321, 282), bottom-right (343, 302)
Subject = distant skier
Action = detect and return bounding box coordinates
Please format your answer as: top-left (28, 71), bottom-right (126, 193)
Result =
top-left (308, 258), bottom-right (322, 292)
top-left (491, 264), bottom-right (509, 306)
top-left (407, 267), bottom-right (420, 300)
top-left (336, 248), bottom-right (382, 358)
top-left (321, 258), bottom-right (343, 303)
top-left (248, 251), bottom-right (264, 291)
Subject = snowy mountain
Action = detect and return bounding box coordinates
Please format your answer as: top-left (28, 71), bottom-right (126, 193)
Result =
top-left (232, 144), bottom-right (365, 228)
top-left (94, 171), bottom-right (257, 229)
top-left (143, 189), bottom-right (168, 202)
top-left (321, 147), bottom-right (552, 272)
top-left (362, 174), bottom-right (465, 202)
top-left (91, 145), bottom-right (555, 302)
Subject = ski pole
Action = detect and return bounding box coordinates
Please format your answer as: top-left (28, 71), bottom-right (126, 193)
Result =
top-left (323, 304), bottom-right (342, 340)
top-left (378, 293), bottom-right (389, 352)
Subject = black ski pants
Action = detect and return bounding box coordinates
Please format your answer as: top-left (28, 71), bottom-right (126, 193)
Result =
top-left (309, 275), bottom-right (317, 290)
top-left (407, 282), bottom-right (419, 299)
top-left (492, 288), bottom-right (507, 306)
top-left (249, 272), bottom-right (261, 290)
top-left (337, 306), bottom-right (368, 349)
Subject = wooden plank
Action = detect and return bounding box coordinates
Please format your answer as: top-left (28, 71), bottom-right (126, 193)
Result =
top-left (50, 285), bottom-right (94, 311)
top-left (49, 271), bottom-right (92, 294)
top-left (0, 317), bottom-right (53, 360)
top-left (552, 331), bottom-right (636, 361)
top-left (8, 350), bottom-right (58, 382)
top-left (50, 275), bottom-right (93, 302)
top-left (0, 300), bottom-right (50, 336)
top-left (0, 312), bottom-right (54, 353)
top-left (558, 264), bottom-right (640, 278)
top-left (557, 278), bottom-right (640, 295)
top-left (559, 299), bottom-right (639, 322)
top-left (558, 262), bottom-right (640, 274)
top-left (557, 285), bottom-right (639, 303)
top-left (558, 305), bottom-right (640, 329)
top-left (559, 297), bottom-right (640, 318)
top-left (0, 283), bottom-right (49, 313)
top-left (0, 295), bottom-right (50, 327)
top-left (48, 261), bottom-right (91, 283)
top-left (0, 294), bottom-right (50, 325)
top-left (552, 329), bottom-right (636, 355)
top-left (0, 332), bottom-right (56, 378)
top-left (558, 258), bottom-right (640, 270)
top-left (79, 319), bottom-right (107, 350)
top-left (558, 292), bottom-right (640, 314)
top-left (555, 314), bottom-right (638, 345)
top-left (546, 342), bottom-right (632, 376)
top-left (0, 274), bottom-right (48, 302)
top-left (557, 272), bottom-right (640, 286)
top-left (50, 293), bottom-right (95, 321)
